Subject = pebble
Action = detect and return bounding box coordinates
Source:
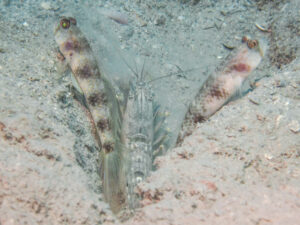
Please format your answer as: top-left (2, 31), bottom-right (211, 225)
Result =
top-left (120, 28), bottom-right (134, 41)
top-left (275, 115), bottom-right (283, 128)
top-left (264, 153), bottom-right (273, 160)
top-left (40, 2), bottom-right (59, 11)
top-left (290, 82), bottom-right (298, 89)
top-left (35, 110), bottom-right (46, 121)
top-left (178, 16), bottom-right (185, 21)
top-left (248, 97), bottom-right (260, 105)
top-left (105, 11), bottom-right (129, 25)
top-left (135, 14), bottom-right (147, 27)
top-left (275, 80), bottom-right (286, 88)
top-left (154, 14), bottom-right (166, 26)
top-left (288, 120), bottom-right (300, 133)
top-left (41, 2), bottom-right (51, 10)
top-left (256, 114), bottom-right (265, 121)
top-left (3, 0), bottom-right (10, 6)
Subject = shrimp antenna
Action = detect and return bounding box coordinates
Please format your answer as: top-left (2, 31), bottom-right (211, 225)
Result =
top-left (110, 43), bottom-right (139, 79)
top-left (122, 54), bottom-right (139, 78)
top-left (148, 67), bottom-right (199, 84)
top-left (133, 59), bottom-right (139, 79)
top-left (140, 56), bottom-right (147, 82)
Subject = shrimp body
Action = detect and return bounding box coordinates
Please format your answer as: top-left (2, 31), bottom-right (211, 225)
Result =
top-left (121, 77), bottom-right (154, 209)
top-left (121, 69), bottom-right (168, 211)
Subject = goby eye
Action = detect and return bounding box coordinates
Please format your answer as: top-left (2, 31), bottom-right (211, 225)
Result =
top-left (60, 18), bottom-right (70, 29)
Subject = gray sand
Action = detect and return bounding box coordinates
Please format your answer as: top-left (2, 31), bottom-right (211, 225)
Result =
top-left (0, 0), bottom-right (299, 224)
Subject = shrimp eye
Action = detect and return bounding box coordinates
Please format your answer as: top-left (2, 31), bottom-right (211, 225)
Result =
top-left (60, 18), bottom-right (70, 29)
top-left (69, 17), bottom-right (77, 25)
top-left (247, 39), bottom-right (258, 49)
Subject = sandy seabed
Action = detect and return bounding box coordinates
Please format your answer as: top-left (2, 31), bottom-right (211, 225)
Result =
top-left (0, 0), bottom-right (299, 224)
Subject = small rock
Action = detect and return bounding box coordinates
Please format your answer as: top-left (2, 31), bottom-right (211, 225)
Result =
top-left (288, 120), bottom-right (300, 133)
top-left (264, 153), bottom-right (274, 160)
top-left (290, 82), bottom-right (298, 89)
top-left (256, 114), bottom-right (266, 121)
top-left (35, 110), bottom-right (46, 121)
top-left (105, 11), bottom-right (128, 25)
top-left (0, 122), bottom-right (6, 131)
top-left (180, 0), bottom-right (200, 4)
top-left (120, 28), bottom-right (134, 40)
top-left (178, 15), bottom-right (185, 21)
top-left (275, 79), bottom-right (286, 88)
top-left (135, 14), bottom-right (147, 27)
top-left (248, 97), bottom-right (260, 105)
top-left (154, 14), bottom-right (166, 26)
top-left (3, 0), bottom-right (10, 6)
top-left (275, 115), bottom-right (283, 128)
top-left (41, 2), bottom-right (51, 10)
top-left (40, 2), bottom-right (59, 11)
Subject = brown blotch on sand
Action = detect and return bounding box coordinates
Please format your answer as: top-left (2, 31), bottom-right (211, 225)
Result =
top-left (0, 122), bottom-right (6, 131)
